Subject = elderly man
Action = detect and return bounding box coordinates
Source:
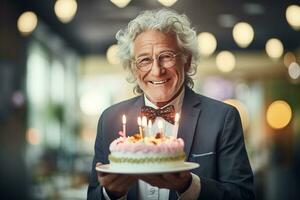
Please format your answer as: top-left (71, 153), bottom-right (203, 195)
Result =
top-left (87, 9), bottom-right (255, 200)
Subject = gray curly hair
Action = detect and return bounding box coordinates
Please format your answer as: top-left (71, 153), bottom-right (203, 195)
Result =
top-left (116, 9), bottom-right (199, 94)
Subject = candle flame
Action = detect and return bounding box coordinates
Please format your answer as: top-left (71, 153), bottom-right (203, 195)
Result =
top-left (122, 114), bottom-right (126, 124)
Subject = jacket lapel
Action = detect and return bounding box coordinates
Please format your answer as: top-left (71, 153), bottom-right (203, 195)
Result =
top-left (177, 87), bottom-right (202, 158)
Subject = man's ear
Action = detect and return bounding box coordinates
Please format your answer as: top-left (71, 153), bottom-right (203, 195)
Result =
top-left (184, 54), bottom-right (192, 72)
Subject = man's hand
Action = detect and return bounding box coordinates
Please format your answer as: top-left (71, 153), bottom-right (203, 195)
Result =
top-left (139, 171), bottom-right (192, 193)
top-left (96, 163), bottom-right (138, 199)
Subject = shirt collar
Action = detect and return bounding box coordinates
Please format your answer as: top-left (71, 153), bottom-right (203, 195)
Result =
top-left (144, 87), bottom-right (185, 113)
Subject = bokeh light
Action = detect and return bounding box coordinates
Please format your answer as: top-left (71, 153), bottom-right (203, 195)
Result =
top-left (54, 0), bottom-right (78, 23)
top-left (283, 52), bottom-right (296, 68)
top-left (288, 62), bottom-right (300, 79)
top-left (157, 0), bottom-right (178, 7)
top-left (110, 0), bottom-right (132, 8)
top-left (26, 128), bottom-right (41, 145)
top-left (216, 51), bottom-right (236, 72)
top-left (266, 100), bottom-right (292, 129)
top-left (265, 38), bottom-right (284, 59)
top-left (106, 44), bottom-right (120, 65)
top-left (17, 11), bottom-right (38, 36)
top-left (232, 22), bottom-right (254, 48)
top-left (197, 32), bottom-right (217, 57)
top-left (286, 5), bottom-right (300, 30)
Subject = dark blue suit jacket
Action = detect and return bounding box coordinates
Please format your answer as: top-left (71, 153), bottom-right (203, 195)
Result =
top-left (87, 87), bottom-right (255, 200)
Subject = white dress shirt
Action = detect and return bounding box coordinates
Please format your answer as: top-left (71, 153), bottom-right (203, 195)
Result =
top-left (103, 87), bottom-right (201, 200)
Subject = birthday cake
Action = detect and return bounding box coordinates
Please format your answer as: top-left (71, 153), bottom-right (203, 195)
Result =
top-left (108, 133), bottom-right (186, 170)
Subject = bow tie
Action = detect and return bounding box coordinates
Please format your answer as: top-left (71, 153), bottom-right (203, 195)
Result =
top-left (141, 105), bottom-right (175, 124)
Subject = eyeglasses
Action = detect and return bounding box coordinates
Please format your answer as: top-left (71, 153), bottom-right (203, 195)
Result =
top-left (133, 51), bottom-right (181, 72)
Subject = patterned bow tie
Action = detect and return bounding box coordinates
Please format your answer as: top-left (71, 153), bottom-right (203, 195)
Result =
top-left (141, 105), bottom-right (175, 124)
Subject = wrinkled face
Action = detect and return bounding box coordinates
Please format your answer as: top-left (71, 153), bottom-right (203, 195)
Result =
top-left (133, 30), bottom-right (190, 104)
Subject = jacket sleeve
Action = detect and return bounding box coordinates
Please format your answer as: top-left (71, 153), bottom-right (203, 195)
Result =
top-left (87, 114), bottom-right (106, 200)
top-left (198, 107), bottom-right (255, 200)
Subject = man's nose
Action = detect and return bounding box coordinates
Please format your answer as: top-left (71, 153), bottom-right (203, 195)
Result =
top-left (150, 58), bottom-right (165, 76)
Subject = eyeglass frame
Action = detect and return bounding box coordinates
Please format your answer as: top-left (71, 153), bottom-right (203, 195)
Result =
top-left (131, 51), bottom-right (183, 72)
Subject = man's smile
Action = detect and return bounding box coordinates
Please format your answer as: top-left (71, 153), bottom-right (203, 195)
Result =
top-left (148, 78), bottom-right (171, 85)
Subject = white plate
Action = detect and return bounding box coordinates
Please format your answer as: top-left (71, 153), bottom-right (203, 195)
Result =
top-left (95, 162), bottom-right (199, 174)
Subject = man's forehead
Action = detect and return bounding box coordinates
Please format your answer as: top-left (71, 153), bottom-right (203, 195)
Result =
top-left (133, 30), bottom-right (179, 56)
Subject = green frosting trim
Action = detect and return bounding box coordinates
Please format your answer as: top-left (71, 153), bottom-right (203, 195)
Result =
top-left (109, 153), bottom-right (186, 163)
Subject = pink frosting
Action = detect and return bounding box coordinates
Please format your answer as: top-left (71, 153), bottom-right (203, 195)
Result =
top-left (109, 136), bottom-right (184, 153)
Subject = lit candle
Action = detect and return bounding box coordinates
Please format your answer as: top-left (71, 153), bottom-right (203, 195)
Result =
top-left (137, 117), bottom-right (143, 138)
top-left (122, 114), bottom-right (126, 137)
top-left (173, 113), bottom-right (180, 135)
top-left (148, 120), bottom-right (152, 137)
top-left (142, 116), bottom-right (147, 136)
top-left (158, 119), bottom-right (164, 134)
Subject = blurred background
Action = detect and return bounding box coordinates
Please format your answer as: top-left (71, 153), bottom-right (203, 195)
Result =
top-left (1, 0), bottom-right (300, 199)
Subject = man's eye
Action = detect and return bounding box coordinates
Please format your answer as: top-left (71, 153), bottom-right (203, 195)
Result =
top-left (160, 53), bottom-right (173, 61)
top-left (138, 57), bottom-right (152, 64)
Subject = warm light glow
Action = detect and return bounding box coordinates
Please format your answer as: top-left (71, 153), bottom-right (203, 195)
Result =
top-left (197, 32), bottom-right (217, 57)
top-left (288, 62), bottom-right (300, 79)
top-left (148, 120), bottom-right (152, 128)
top-left (142, 116), bottom-right (147, 127)
top-left (216, 51), bottom-right (236, 72)
top-left (106, 44), bottom-right (120, 65)
top-left (26, 128), bottom-right (40, 145)
top-left (110, 0), bottom-right (131, 8)
top-left (137, 117), bottom-right (142, 126)
top-left (122, 115), bottom-right (126, 124)
top-left (266, 100), bottom-right (292, 129)
top-left (17, 11), bottom-right (38, 36)
top-left (137, 116), bottom-right (143, 137)
top-left (175, 113), bottom-right (180, 123)
top-left (54, 0), bottom-right (77, 23)
top-left (265, 38), bottom-right (284, 59)
top-left (232, 22), bottom-right (254, 48)
top-left (157, 0), bottom-right (178, 7)
top-left (286, 5), bottom-right (300, 30)
top-left (224, 99), bottom-right (250, 131)
top-left (284, 52), bottom-right (296, 68)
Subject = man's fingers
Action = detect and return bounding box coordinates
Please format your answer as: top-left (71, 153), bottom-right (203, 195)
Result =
top-left (115, 176), bottom-right (136, 189)
top-left (139, 175), bottom-right (169, 188)
top-left (105, 175), bottom-right (137, 193)
top-left (99, 173), bottom-right (119, 187)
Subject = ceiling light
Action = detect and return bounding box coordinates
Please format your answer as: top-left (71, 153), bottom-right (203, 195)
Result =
top-left (106, 44), bottom-right (120, 65)
top-left (216, 51), bottom-right (236, 72)
top-left (110, 0), bottom-right (131, 8)
top-left (54, 0), bottom-right (77, 23)
top-left (17, 11), bottom-right (38, 36)
top-left (265, 38), bottom-right (284, 59)
top-left (197, 32), bottom-right (217, 57)
top-left (157, 0), bottom-right (178, 7)
top-left (286, 5), bottom-right (300, 30)
top-left (232, 22), bottom-right (254, 48)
